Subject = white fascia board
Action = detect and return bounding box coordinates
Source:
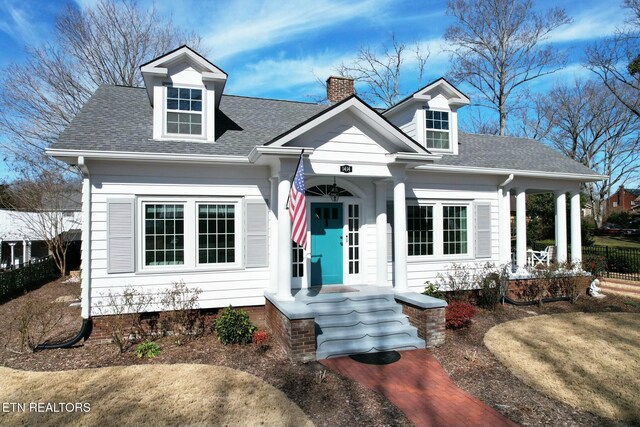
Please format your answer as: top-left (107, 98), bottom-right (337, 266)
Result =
top-left (249, 146), bottom-right (315, 163)
top-left (387, 152), bottom-right (442, 163)
top-left (46, 148), bottom-right (249, 165)
top-left (202, 71), bottom-right (228, 82)
top-left (414, 164), bottom-right (607, 181)
top-left (140, 65), bottom-right (168, 76)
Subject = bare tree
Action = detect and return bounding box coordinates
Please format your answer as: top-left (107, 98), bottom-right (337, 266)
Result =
top-left (445, 0), bottom-right (571, 135)
top-left (0, 0), bottom-right (201, 172)
top-left (586, 0), bottom-right (640, 118)
top-left (2, 170), bottom-right (81, 276)
top-left (335, 34), bottom-right (429, 107)
top-left (527, 79), bottom-right (640, 224)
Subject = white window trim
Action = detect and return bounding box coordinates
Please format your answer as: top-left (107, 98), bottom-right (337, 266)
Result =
top-left (137, 196), bottom-right (243, 274)
top-left (163, 85), bottom-right (207, 141)
top-left (407, 200), bottom-right (474, 262)
top-left (424, 107), bottom-right (452, 153)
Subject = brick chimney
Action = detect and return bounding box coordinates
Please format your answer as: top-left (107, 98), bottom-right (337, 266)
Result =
top-left (326, 76), bottom-right (355, 103)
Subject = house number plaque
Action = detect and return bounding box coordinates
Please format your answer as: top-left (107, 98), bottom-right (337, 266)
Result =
top-left (340, 165), bottom-right (353, 173)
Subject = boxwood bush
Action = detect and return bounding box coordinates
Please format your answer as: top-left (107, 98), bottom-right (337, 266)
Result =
top-left (214, 306), bottom-right (256, 345)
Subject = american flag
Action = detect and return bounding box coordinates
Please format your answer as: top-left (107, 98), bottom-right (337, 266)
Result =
top-left (289, 155), bottom-right (307, 249)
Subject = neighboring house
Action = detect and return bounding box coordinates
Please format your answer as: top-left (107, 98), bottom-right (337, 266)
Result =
top-left (604, 185), bottom-right (640, 216)
top-left (47, 46), bottom-right (603, 359)
top-left (0, 206), bottom-right (81, 269)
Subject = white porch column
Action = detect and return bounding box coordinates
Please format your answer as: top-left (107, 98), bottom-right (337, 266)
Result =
top-left (515, 189), bottom-right (527, 272)
top-left (268, 176), bottom-right (279, 293)
top-left (276, 171), bottom-right (294, 301)
top-left (393, 175), bottom-right (408, 292)
top-left (374, 180), bottom-right (388, 287)
top-left (22, 240), bottom-right (27, 264)
top-left (570, 191), bottom-right (582, 266)
top-left (498, 187), bottom-right (512, 266)
top-left (9, 242), bottom-right (16, 267)
top-left (555, 191), bottom-right (568, 264)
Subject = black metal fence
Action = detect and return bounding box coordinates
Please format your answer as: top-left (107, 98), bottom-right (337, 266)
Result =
top-left (582, 246), bottom-right (640, 281)
top-left (0, 256), bottom-right (59, 303)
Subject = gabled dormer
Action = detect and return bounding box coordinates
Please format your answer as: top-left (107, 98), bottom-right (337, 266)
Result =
top-left (383, 78), bottom-right (470, 155)
top-left (140, 46), bottom-right (228, 142)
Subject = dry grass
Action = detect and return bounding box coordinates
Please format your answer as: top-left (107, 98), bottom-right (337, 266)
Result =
top-left (0, 364), bottom-right (314, 427)
top-left (484, 313), bottom-right (640, 424)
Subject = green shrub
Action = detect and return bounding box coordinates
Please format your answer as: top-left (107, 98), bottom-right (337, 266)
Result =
top-left (607, 252), bottom-right (640, 274)
top-left (135, 341), bottom-right (161, 359)
top-left (214, 306), bottom-right (256, 345)
top-left (422, 281), bottom-right (444, 299)
top-left (475, 263), bottom-right (509, 311)
top-left (0, 257), bottom-right (58, 303)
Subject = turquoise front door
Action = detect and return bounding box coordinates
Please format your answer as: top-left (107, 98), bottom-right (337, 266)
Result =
top-left (310, 203), bottom-right (343, 285)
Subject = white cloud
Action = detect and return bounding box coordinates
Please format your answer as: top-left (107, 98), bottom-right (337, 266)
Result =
top-left (203, 0), bottom-right (391, 60)
top-left (0, 1), bottom-right (39, 45)
top-left (547, 5), bottom-right (627, 43)
top-left (226, 51), bottom-right (352, 97)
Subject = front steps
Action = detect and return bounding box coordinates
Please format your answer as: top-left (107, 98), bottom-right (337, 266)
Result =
top-left (302, 291), bottom-right (425, 360)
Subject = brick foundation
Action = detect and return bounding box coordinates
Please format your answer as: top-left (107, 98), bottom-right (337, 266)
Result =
top-left (398, 302), bottom-right (446, 348)
top-left (87, 305), bottom-right (267, 345)
top-left (265, 299), bottom-right (316, 362)
top-left (506, 275), bottom-right (590, 302)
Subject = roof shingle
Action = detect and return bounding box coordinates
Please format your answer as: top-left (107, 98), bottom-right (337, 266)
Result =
top-left (53, 85), bottom-right (598, 176)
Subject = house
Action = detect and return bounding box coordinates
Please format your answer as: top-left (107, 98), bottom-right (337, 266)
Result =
top-left (604, 185), bottom-right (640, 216)
top-left (0, 190), bottom-right (82, 270)
top-left (47, 46), bottom-right (603, 360)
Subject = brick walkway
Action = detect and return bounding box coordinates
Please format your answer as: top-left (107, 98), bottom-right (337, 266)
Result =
top-left (321, 350), bottom-right (517, 427)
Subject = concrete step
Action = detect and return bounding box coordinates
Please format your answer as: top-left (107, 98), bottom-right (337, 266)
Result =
top-left (317, 323), bottom-right (419, 348)
top-left (309, 299), bottom-right (403, 316)
top-left (304, 293), bottom-right (395, 307)
top-left (316, 335), bottom-right (426, 360)
top-left (315, 311), bottom-right (410, 329)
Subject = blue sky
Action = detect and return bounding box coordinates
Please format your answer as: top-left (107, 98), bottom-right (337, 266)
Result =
top-left (0, 0), bottom-right (631, 180)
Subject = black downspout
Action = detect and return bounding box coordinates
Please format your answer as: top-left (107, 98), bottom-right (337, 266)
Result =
top-left (35, 318), bottom-right (92, 351)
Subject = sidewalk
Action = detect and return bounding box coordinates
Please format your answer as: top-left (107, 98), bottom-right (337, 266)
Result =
top-left (321, 349), bottom-right (517, 427)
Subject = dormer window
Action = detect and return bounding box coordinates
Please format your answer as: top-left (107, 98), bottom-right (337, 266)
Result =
top-left (166, 87), bottom-right (203, 136)
top-left (425, 110), bottom-right (450, 150)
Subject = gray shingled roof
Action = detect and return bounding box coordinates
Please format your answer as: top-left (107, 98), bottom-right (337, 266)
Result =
top-left (55, 85), bottom-right (327, 156)
top-left (446, 133), bottom-right (598, 175)
top-left (54, 85), bottom-right (599, 176)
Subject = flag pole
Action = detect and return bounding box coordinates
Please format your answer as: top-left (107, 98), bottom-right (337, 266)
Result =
top-left (285, 149), bottom-right (305, 210)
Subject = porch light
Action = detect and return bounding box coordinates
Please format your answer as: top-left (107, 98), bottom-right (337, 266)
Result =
top-left (328, 177), bottom-right (340, 202)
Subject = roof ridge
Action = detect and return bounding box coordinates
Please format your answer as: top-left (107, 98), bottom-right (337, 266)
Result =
top-left (221, 93), bottom-right (324, 106)
top-left (460, 131), bottom-right (534, 141)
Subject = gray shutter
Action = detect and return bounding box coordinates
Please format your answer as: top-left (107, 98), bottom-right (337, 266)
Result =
top-left (245, 199), bottom-right (269, 268)
top-left (475, 202), bottom-right (492, 259)
top-left (386, 202), bottom-right (394, 262)
top-left (107, 199), bottom-right (135, 273)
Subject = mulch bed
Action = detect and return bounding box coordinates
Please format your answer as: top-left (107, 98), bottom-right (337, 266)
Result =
top-left (432, 293), bottom-right (640, 427)
top-left (0, 279), bottom-right (410, 427)
top-left (3, 279), bottom-right (639, 427)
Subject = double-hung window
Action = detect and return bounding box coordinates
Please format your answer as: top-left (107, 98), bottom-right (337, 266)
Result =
top-left (198, 204), bottom-right (236, 264)
top-left (144, 204), bottom-right (185, 266)
top-left (443, 205), bottom-right (468, 255)
top-left (166, 87), bottom-right (203, 136)
top-left (407, 205), bottom-right (434, 256)
top-left (425, 110), bottom-right (450, 150)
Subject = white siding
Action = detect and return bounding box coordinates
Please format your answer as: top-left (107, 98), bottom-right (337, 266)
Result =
top-left (87, 160), bottom-right (271, 315)
top-left (389, 172), bottom-right (502, 293)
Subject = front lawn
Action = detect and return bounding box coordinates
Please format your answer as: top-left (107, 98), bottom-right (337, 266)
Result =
top-left (485, 313), bottom-right (640, 424)
top-left (432, 294), bottom-right (640, 426)
top-left (593, 235), bottom-right (640, 248)
top-left (0, 364), bottom-right (314, 427)
top-left (0, 279), bottom-right (409, 427)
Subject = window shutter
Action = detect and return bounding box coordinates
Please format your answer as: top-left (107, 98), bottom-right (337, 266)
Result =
top-left (386, 202), bottom-right (394, 262)
top-left (475, 202), bottom-right (492, 259)
top-left (107, 199), bottom-right (135, 273)
top-left (245, 199), bottom-right (269, 268)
